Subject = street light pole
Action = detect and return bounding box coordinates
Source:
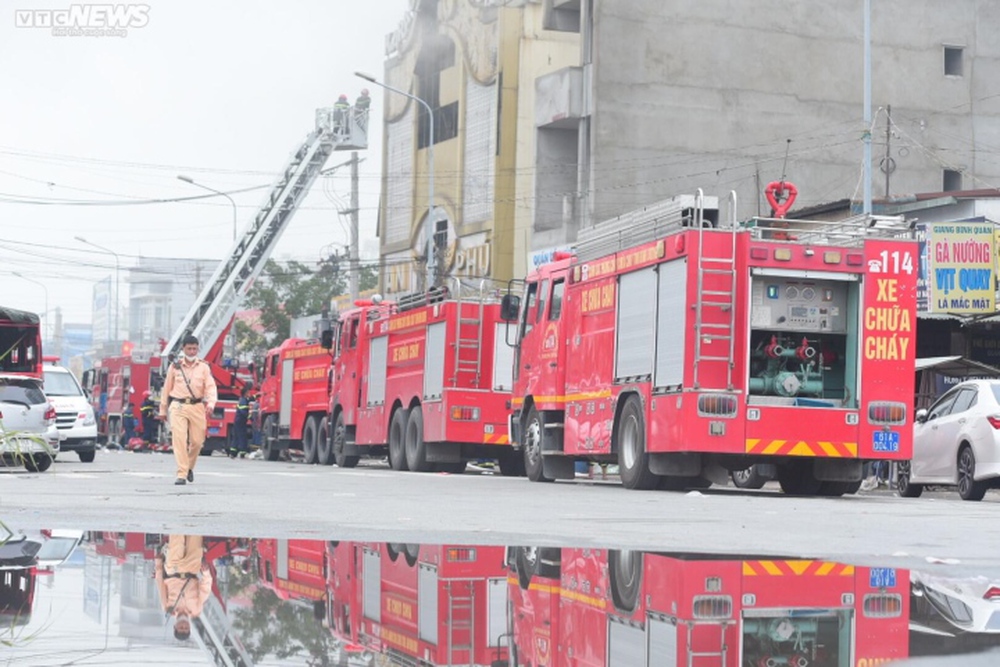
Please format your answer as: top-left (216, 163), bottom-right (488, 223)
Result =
top-left (12, 272), bottom-right (48, 342)
top-left (177, 175), bottom-right (238, 242)
top-left (75, 236), bottom-right (120, 345)
top-left (355, 71), bottom-right (438, 290)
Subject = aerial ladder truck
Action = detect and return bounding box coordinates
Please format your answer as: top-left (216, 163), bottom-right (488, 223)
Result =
top-left (158, 104), bottom-right (367, 453)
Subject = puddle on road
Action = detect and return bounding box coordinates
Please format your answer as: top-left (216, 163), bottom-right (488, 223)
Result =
top-left (2, 529), bottom-right (999, 665)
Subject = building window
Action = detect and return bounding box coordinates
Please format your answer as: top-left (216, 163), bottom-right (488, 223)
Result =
top-left (944, 46), bottom-right (963, 76)
top-left (416, 34), bottom-right (458, 148)
top-left (943, 169), bottom-right (962, 192)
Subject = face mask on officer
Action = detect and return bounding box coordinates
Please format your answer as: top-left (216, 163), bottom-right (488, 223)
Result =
top-left (182, 344), bottom-right (198, 363)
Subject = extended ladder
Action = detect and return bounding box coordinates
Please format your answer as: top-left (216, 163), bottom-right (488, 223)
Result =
top-left (693, 190), bottom-right (739, 391)
top-left (191, 594), bottom-right (254, 667)
top-left (446, 579), bottom-right (476, 666)
top-left (162, 105), bottom-right (367, 366)
top-left (450, 278), bottom-right (487, 388)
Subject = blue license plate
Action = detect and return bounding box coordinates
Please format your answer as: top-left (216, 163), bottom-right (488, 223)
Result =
top-left (873, 430), bottom-right (900, 452)
top-left (870, 567), bottom-right (897, 588)
top-left (208, 427), bottom-right (221, 436)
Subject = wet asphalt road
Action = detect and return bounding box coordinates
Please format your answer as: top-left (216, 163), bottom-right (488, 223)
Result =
top-left (3, 448), bottom-right (998, 575)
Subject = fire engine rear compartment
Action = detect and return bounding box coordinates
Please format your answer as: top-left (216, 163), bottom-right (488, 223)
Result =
top-left (747, 272), bottom-right (860, 409)
top-left (608, 609), bottom-right (853, 667)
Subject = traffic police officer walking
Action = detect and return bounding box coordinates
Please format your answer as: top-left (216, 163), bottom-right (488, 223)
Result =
top-left (159, 334), bottom-right (218, 486)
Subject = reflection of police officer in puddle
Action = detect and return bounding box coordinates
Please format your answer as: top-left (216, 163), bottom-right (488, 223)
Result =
top-left (156, 534), bottom-right (212, 640)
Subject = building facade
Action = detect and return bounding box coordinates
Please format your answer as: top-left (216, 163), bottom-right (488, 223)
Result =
top-left (378, 0), bottom-right (578, 295)
top-left (382, 0), bottom-right (1000, 285)
top-left (534, 0), bottom-right (1000, 250)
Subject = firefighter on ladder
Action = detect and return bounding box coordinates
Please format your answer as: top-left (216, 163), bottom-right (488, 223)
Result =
top-left (334, 94), bottom-right (351, 136)
top-left (354, 88), bottom-right (371, 131)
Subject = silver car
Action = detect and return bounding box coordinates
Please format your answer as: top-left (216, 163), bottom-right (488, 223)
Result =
top-left (898, 380), bottom-right (1000, 501)
top-left (0, 373), bottom-right (58, 472)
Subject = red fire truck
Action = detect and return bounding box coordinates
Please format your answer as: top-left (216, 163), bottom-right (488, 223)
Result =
top-left (315, 283), bottom-right (520, 474)
top-left (506, 190), bottom-right (918, 494)
top-left (508, 546), bottom-right (909, 666)
top-left (258, 338), bottom-right (333, 462)
top-left (327, 541), bottom-right (509, 666)
top-left (83, 351), bottom-right (155, 446)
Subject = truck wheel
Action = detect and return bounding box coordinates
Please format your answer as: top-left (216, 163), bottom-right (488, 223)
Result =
top-left (404, 543), bottom-right (420, 566)
top-left (317, 416), bottom-right (334, 465)
top-left (302, 416), bottom-right (319, 465)
top-left (731, 465), bottom-right (768, 489)
top-left (262, 415), bottom-right (280, 462)
top-left (388, 409), bottom-right (409, 471)
top-left (616, 395), bottom-right (658, 490)
top-left (816, 481), bottom-right (851, 497)
top-left (332, 411), bottom-right (359, 468)
top-left (609, 550), bottom-right (642, 613)
top-left (404, 408), bottom-right (431, 472)
top-left (776, 460), bottom-right (823, 495)
top-left (522, 406), bottom-right (552, 483)
top-left (498, 449), bottom-right (526, 477)
top-left (78, 449), bottom-right (96, 463)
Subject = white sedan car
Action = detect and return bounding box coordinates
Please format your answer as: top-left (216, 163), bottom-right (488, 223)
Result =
top-left (0, 373), bottom-right (59, 471)
top-left (898, 380), bottom-right (1000, 501)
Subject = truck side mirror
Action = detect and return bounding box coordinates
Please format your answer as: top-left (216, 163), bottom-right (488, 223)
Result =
top-left (320, 329), bottom-right (334, 350)
top-left (915, 408), bottom-right (928, 423)
top-left (500, 294), bottom-right (521, 322)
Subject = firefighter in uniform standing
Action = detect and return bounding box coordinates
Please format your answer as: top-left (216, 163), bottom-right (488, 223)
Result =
top-left (228, 384), bottom-right (251, 459)
top-left (155, 533), bottom-right (212, 641)
top-left (159, 334), bottom-right (218, 486)
top-left (140, 390), bottom-right (158, 448)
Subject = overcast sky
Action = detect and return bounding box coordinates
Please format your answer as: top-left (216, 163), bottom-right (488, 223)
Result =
top-left (0, 0), bottom-right (409, 327)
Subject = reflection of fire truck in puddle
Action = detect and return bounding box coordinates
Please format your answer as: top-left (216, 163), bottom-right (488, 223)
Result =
top-left (507, 547), bottom-right (908, 666)
top-left (255, 538), bottom-right (329, 604)
top-left (326, 541), bottom-right (509, 666)
top-left (90, 531), bottom-right (162, 563)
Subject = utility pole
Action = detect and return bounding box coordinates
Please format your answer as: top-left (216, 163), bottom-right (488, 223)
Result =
top-left (884, 104), bottom-right (893, 199)
top-left (350, 151), bottom-right (360, 301)
top-left (862, 0), bottom-right (872, 214)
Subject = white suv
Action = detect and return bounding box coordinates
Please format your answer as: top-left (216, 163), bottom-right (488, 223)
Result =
top-left (42, 363), bottom-right (97, 462)
top-left (0, 374), bottom-right (59, 471)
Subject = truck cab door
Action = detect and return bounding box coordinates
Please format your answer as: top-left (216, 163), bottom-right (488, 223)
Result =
top-left (335, 316), bottom-right (362, 421)
top-left (516, 276), bottom-right (567, 397)
top-left (537, 276), bottom-right (568, 393)
top-left (514, 280), bottom-right (540, 386)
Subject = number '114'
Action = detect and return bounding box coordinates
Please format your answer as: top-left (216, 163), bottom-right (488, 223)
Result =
top-left (879, 250), bottom-right (914, 275)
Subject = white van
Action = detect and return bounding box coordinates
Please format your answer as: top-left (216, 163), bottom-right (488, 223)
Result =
top-left (42, 362), bottom-right (98, 462)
